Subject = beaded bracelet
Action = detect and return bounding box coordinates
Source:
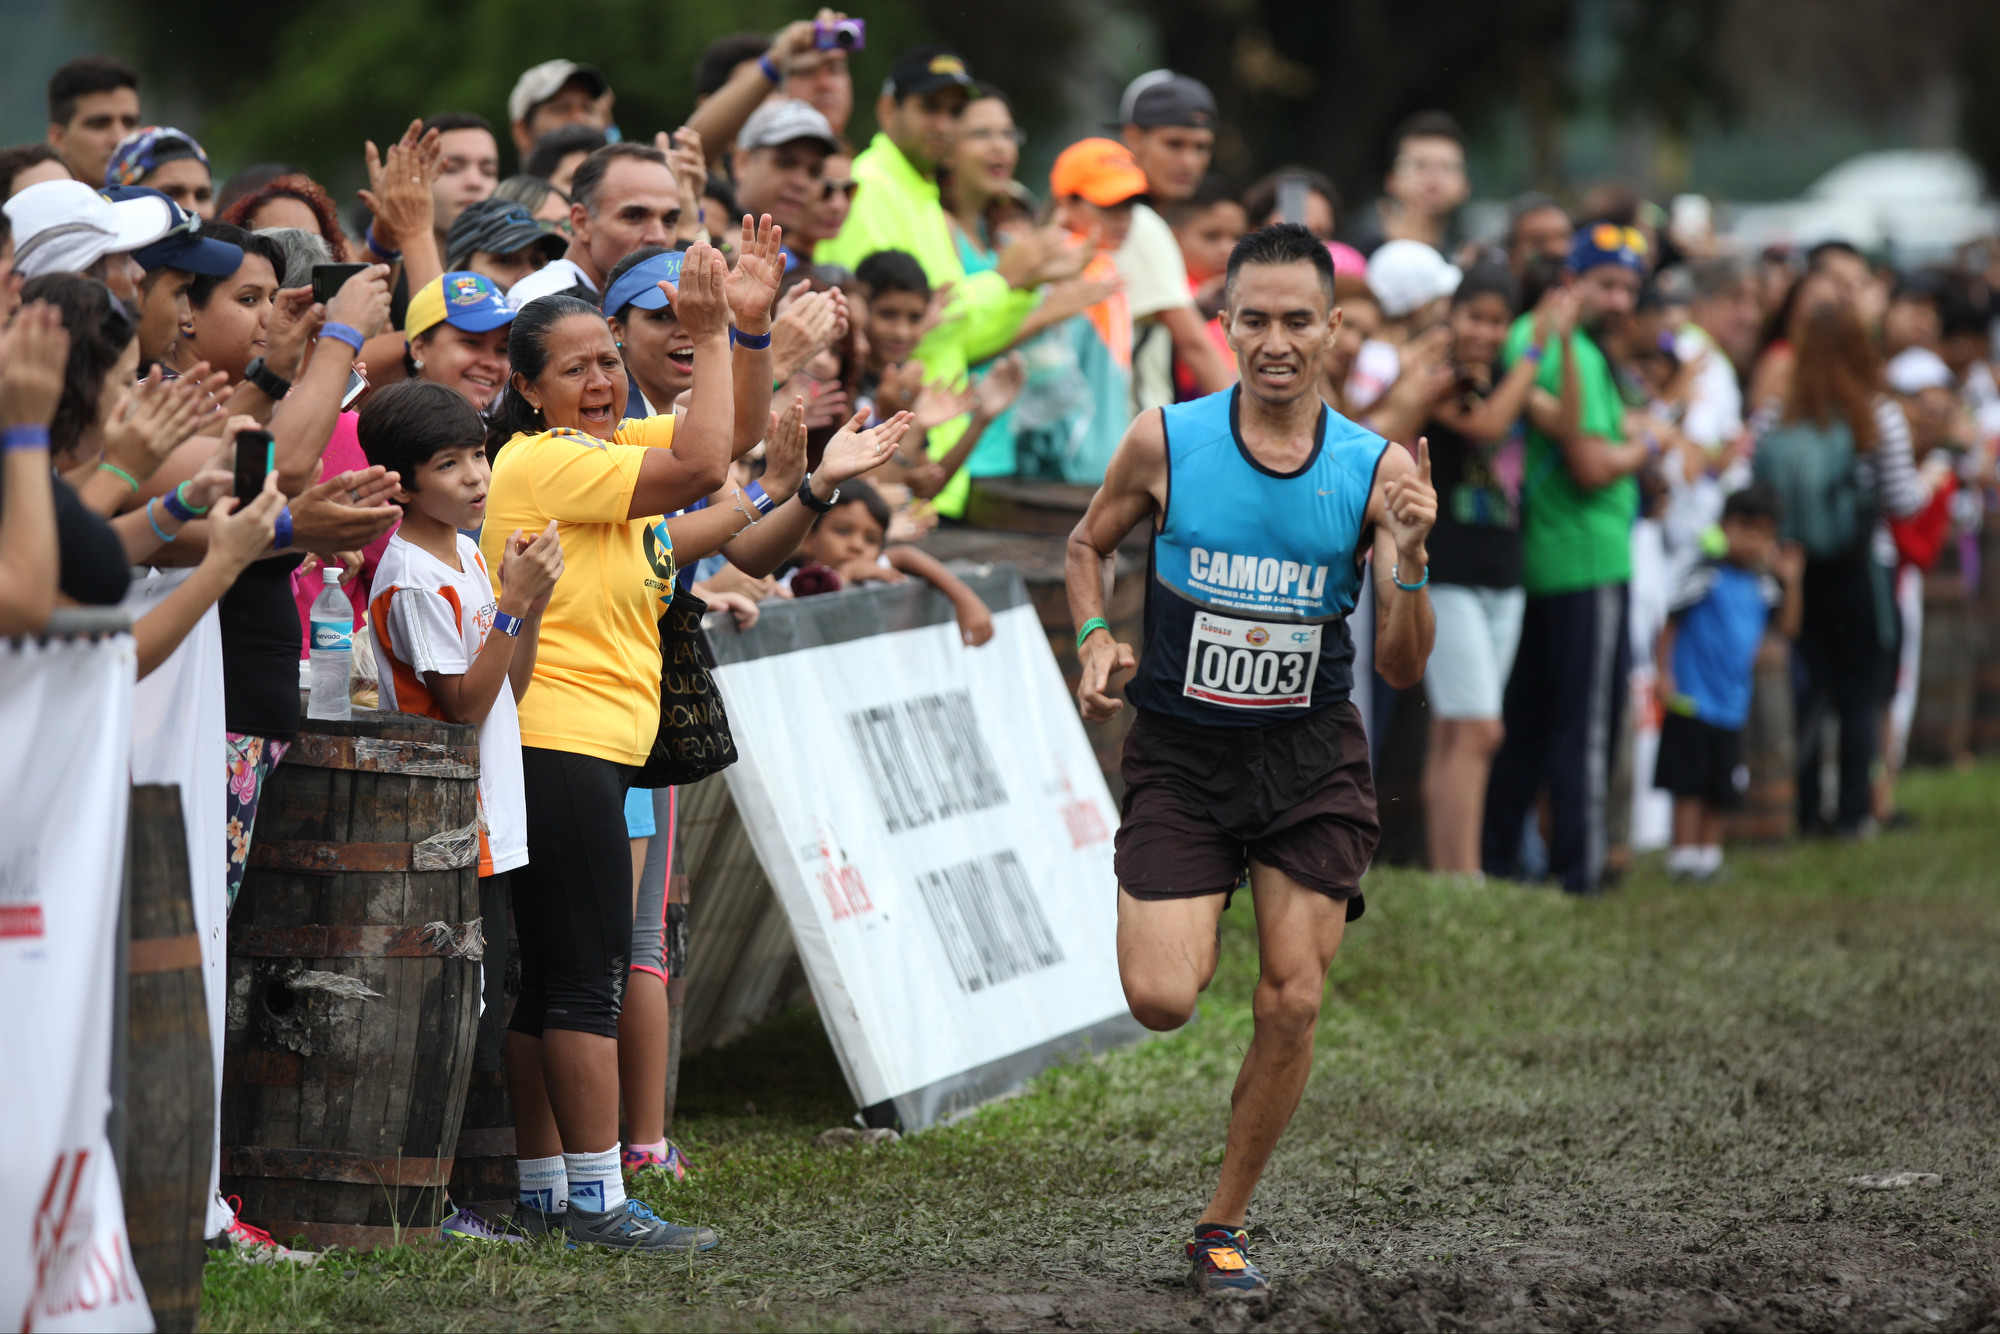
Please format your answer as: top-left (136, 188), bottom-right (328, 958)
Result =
top-left (320, 322), bottom-right (365, 355)
top-left (742, 480), bottom-right (776, 515)
top-left (99, 461), bottom-right (141, 492)
top-left (1, 424), bottom-right (51, 452)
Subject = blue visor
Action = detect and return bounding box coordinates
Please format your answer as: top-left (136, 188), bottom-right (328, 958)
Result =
top-left (602, 250), bottom-right (684, 317)
top-left (104, 185), bottom-right (242, 277)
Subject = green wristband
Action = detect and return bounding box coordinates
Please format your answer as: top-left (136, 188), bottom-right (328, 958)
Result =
top-left (1076, 617), bottom-right (1110, 650)
top-left (99, 461), bottom-right (140, 492)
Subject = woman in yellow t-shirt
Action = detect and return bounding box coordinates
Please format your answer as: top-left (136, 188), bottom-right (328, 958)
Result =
top-left (477, 243), bottom-right (741, 1251)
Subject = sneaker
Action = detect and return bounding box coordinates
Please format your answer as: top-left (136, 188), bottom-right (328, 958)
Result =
top-left (564, 1198), bottom-right (718, 1253)
top-left (622, 1140), bottom-right (693, 1184)
top-left (441, 1207), bottom-right (527, 1245)
top-left (512, 1201), bottom-right (571, 1244)
top-left (219, 1197), bottom-right (320, 1266)
top-left (1188, 1226), bottom-right (1267, 1297)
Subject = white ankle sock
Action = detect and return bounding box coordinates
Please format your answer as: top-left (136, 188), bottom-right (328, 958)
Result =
top-left (564, 1146), bottom-right (626, 1215)
top-left (1667, 845), bottom-right (1702, 875)
top-left (517, 1155), bottom-right (566, 1214)
top-left (1700, 845), bottom-right (1724, 874)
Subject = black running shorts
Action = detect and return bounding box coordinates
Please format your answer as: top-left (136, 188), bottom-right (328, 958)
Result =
top-left (1114, 702), bottom-right (1378, 918)
top-left (1652, 711), bottom-right (1748, 809)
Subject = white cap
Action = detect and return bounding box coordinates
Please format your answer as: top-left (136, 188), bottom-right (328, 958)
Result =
top-left (3, 179), bottom-right (175, 280)
top-left (1366, 239), bottom-right (1462, 319)
top-left (738, 99), bottom-right (841, 155)
top-left (1887, 346), bottom-right (1954, 395)
top-left (508, 59), bottom-right (609, 126)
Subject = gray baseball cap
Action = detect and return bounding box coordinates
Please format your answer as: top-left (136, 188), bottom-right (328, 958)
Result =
top-left (1118, 71), bottom-right (1218, 129)
top-left (738, 99), bottom-right (842, 155)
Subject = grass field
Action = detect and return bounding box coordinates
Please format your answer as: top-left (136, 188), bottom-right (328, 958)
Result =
top-left (202, 765), bottom-right (2000, 1332)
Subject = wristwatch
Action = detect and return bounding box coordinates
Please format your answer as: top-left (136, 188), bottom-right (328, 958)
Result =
top-left (244, 356), bottom-right (292, 400)
top-left (492, 610), bottom-right (525, 638)
top-left (796, 471), bottom-right (839, 513)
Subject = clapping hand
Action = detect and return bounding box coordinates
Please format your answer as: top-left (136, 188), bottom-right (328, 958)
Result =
top-left (820, 408), bottom-right (915, 486)
top-left (761, 395), bottom-right (808, 496)
top-left (499, 520), bottom-right (565, 617)
top-left (103, 367), bottom-right (215, 483)
top-left (972, 354), bottom-right (1026, 419)
top-left (0, 302), bottom-right (70, 430)
top-left (661, 242), bottom-right (731, 342)
top-left (725, 214), bottom-right (786, 333)
top-left (358, 120), bottom-right (442, 256)
top-left (770, 288), bottom-right (846, 382)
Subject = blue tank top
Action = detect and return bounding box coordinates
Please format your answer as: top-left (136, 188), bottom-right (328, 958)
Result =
top-left (1126, 388), bottom-right (1387, 728)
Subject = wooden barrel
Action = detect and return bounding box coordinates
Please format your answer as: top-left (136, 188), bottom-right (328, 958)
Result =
top-left (1909, 565), bottom-right (1975, 768)
top-left (1972, 527), bottom-right (2000, 754)
top-left (1722, 631), bottom-right (1797, 843)
top-left (123, 785), bottom-right (214, 1333)
top-left (448, 900), bottom-right (519, 1210)
top-left (221, 711), bottom-right (483, 1250)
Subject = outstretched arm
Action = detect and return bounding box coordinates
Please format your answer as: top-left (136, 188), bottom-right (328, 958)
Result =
top-left (1066, 409), bottom-right (1168, 720)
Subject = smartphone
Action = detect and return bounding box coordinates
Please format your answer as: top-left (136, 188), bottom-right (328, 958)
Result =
top-left (1275, 174), bottom-right (1310, 227)
top-left (233, 428), bottom-right (275, 500)
top-left (813, 17), bottom-right (865, 49)
top-left (311, 262), bottom-right (370, 305)
top-left (340, 367), bottom-right (367, 410)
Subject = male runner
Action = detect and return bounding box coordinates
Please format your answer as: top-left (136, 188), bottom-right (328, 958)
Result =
top-left (1066, 223), bottom-right (1436, 1297)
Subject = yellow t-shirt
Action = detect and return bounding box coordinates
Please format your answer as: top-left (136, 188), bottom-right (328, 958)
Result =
top-left (480, 417), bottom-right (678, 766)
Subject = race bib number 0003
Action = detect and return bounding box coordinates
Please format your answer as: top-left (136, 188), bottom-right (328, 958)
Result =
top-left (1182, 611), bottom-right (1320, 709)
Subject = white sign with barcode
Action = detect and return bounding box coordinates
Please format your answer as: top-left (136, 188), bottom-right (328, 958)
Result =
top-left (1182, 610), bottom-right (1321, 709)
top-left (714, 600), bottom-right (1128, 1120)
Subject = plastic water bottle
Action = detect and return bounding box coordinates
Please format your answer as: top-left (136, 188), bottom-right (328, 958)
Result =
top-left (307, 567), bottom-right (353, 721)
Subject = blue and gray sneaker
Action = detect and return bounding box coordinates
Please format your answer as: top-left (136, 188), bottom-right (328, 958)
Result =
top-left (512, 1201), bottom-right (571, 1244)
top-left (564, 1198), bottom-right (719, 1253)
top-left (440, 1207), bottom-right (527, 1244)
top-left (1188, 1225), bottom-right (1269, 1297)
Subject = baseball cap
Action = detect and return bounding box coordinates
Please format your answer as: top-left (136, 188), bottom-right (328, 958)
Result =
top-left (444, 199), bottom-right (568, 273)
top-left (1049, 139), bottom-right (1149, 208)
top-left (1117, 71), bottom-right (1217, 129)
top-left (1569, 221), bottom-right (1649, 278)
top-left (601, 250), bottom-right (685, 317)
top-left (884, 45), bottom-right (977, 100)
top-left (107, 187), bottom-right (243, 276)
top-left (3, 179), bottom-right (174, 279)
top-left (1366, 239), bottom-right (1462, 318)
top-left (1886, 346), bottom-right (1954, 395)
top-left (738, 99), bottom-right (842, 155)
top-left (508, 59), bottom-right (610, 126)
top-left (406, 272), bottom-right (517, 340)
top-left (104, 126), bottom-right (211, 189)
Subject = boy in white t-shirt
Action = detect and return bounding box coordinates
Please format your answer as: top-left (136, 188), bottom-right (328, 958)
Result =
top-left (358, 382), bottom-right (563, 1240)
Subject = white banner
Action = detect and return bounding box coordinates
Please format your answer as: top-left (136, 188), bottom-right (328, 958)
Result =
top-left (0, 631), bottom-right (152, 1333)
top-left (712, 570), bottom-right (1140, 1128)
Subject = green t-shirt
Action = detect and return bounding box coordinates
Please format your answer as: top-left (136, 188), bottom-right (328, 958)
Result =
top-left (1504, 316), bottom-right (1637, 595)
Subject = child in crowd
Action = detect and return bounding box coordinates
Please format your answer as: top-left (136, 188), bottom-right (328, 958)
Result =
top-left (782, 479), bottom-right (994, 647)
top-left (1653, 482), bottom-right (1804, 880)
top-left (356, 379), bottom-right (564, 1119)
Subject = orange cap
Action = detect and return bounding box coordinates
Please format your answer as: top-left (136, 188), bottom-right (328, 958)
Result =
top-left (1049, 138), bottom-right (1149, 209)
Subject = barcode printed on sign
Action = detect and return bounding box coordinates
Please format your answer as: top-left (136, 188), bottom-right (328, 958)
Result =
top-left (915, 850), bottom-right (1065, 994)
top-left (848, 690), bottom-right (1008, 833)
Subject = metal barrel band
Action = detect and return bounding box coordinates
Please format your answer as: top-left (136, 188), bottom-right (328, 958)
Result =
top-left (221, 1146), bottom-right (455, 1187)
top-left (127, 931), bottom-right (201, 974)
top-left (230, 919), bottom-right (486, 960)
top-left (282, 732), bottom-right (478, 779)
top-left (247, 820), bottom-right (480, 873)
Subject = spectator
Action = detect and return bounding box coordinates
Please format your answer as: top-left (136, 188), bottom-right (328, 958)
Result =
top-left (0, 143), bottom-right (69, 200)
top-left (104, 126), bottom-right (215, 219)
top-left (1349, 239), bottom-right (1460, 420)
top-left (1677, 256), bottom-right (1759, 452)
top-left (523, 125), bottom-right (606, 196)
top-left (45, 55), bottom-right (140, 188)
top-left (109, 186), bottom-right (244, 368)
top-left (1346, 111), bottom-right (1470, 257)
top-left (818, 44), bottom-right (1078, 517)
top-left (5, 177), bottom-right (175, 309)
top-left (1935, 275), bottom-right (2000, 438)
top-left (1748, 266), bottom-right (1839, 415)
top-left (493, 174), bottom-right (571, 229)
top-left (159, 222), bottom-right (291, 386)
top-left (1483, 223), bottom-right (1651, 893)
top-left (732, 100), bottom-right (841, 268)
top-left (510, 143), bottom-right (679, 300)
top-left (1420, 264), bottom-right (1576, 875)
top-left (443, 199), bottom-right (567, 292)
top-left (1653, 483), bottom-right (1803, 879)
top-left (404, 272), bottom-right (517, 412)
top-left (1317, 274), bottom-right (1381, 416)
top-left (1114, 71), bottom-right (1234, 413)
top-left (1505, 192), bottom-right (1572, 277)
top-left (215, 162), bottom-right (301, 215)
top-left (507, 60), bottom-right (615, 160)
top-left (1807, 240), bottom-right (1888, 335)
top-left (222, 173), bottom-right (351, 260)
top-left (1241, 166), bottom-right (1367, 283)
top-left (1882, 270), bottom-right (1947, 360)
top-left (800, 146), bottom-right (856, 256)
top-left (423, 112), bottom-right (501, 253)
top-left (1756, 303), bottom-right (1923, 838)
top-left (1164, 174), bottom-right (1245, 362)
top-left (686, 14), bottom-right (853, 171)
top-left (783, 479), bottom-right (994, 645)
top-left (0, 301), bottom-right (69, 634)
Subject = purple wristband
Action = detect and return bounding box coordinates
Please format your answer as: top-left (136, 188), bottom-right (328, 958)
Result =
top-left (1, 424), bottom-right (51, 452)
top-left (364, 224), bottom-right (402, 262)
top-left (1521, 344), bottom-right (1544, 365)
top-left (758, 54), bottom-right (782, 83)
top-left (730, 327), bottom-right (772, 350)
top-left (162, 485), bottom-right (198, 522)
top-left (273, 505), bottom-right (293, 550)
top-left (320, 322), bottom-right (364, 355)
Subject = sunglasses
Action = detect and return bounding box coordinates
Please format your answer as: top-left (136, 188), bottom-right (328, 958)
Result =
top-left (820, 179), bottom-right (858, 202)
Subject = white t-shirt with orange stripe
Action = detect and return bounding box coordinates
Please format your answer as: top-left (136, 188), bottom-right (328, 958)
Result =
top-left (368, 532), bottom-right (528, 876)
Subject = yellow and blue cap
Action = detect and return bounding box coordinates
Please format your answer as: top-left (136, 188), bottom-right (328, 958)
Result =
top-left (405, 271), bottom-right (516, 339)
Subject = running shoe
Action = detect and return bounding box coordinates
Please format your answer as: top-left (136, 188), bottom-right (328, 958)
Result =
top-left (1187, 1225), bottom-right (1267, 1297)
top-left (564, 1198), bottom-right (719, 1253)
top-left (217, 1197), bottom-right (320, 1265)
top-left (441, 1207), bottom-right (527, 1244)
top-left (512, 1201), bottom-right (570, 1243)
top-left (622, 1140), bottom-right (692, 1183)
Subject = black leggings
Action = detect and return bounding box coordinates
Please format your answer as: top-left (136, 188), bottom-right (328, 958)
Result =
top-left (1795, 559), bottom-right (1886, 832)
top-left (508, 747), bottom-right (633, 1040)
